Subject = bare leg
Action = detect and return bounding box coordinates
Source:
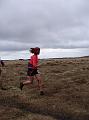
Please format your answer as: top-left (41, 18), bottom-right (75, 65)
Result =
top-left (20, 76), bottom-right (34, 90)
top-left (23, 76), bottom-right (34, 85)
top-left (35, 74), bottom-right (44, 95)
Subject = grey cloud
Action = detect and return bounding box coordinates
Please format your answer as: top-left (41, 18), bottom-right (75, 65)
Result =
top-left (0, 0), bottom-right (89, 51)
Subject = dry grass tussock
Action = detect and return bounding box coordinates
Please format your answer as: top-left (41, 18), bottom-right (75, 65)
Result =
top-left (0, 57), bottom-right (89, 120)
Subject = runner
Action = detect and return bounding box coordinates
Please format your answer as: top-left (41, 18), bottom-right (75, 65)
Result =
top-left (20, 47), bottom-right (44, 95)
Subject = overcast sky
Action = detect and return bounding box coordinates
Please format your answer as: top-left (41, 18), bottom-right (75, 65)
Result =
top-left (0, 0), bottom-right (89, 59)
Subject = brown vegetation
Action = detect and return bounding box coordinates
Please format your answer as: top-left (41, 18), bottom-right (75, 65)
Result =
top-left (0, 57), bottom-right (89, 120)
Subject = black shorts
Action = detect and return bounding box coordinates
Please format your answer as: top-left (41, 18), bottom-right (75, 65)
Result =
top-left (27, 68), bottom-right (39, 76)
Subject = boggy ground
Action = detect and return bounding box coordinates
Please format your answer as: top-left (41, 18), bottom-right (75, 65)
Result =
top-left (0, 57), bottom-right (89, 120)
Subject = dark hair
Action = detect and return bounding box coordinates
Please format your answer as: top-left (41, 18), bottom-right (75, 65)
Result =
top-left (34, 47), bottom-right (40, 55)
top-left (30, 48), bottom-right (34, 53)
top-left (30, 47), bottom-right (40, 55)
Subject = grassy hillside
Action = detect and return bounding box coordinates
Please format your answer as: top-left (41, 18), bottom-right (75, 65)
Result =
top-left (0, 57), bottom-right (89, 120)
